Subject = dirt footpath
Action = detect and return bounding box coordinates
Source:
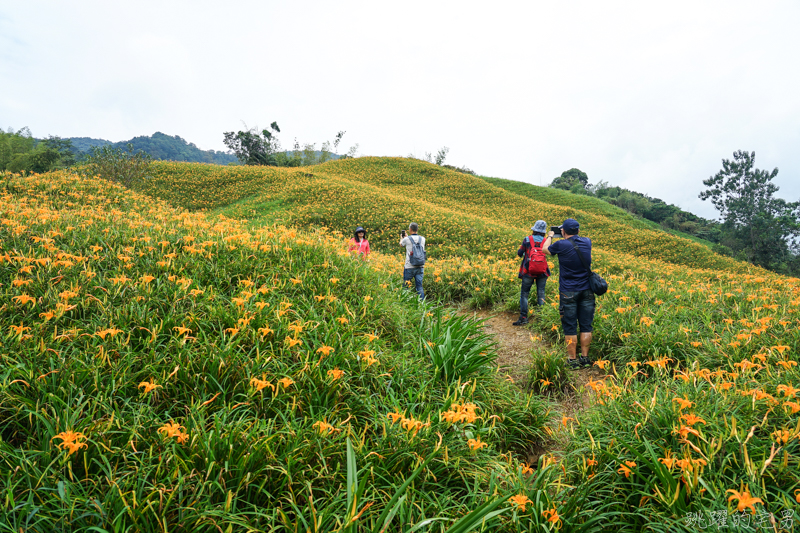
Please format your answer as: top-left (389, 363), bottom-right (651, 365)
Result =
top-left (461, 307), bottom-right (606, 459)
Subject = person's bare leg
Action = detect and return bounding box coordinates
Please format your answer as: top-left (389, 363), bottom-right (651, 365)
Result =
top-left (566, 335), bottom-right (578, 359)
top-left (580, 332), bottom-right (592, 359)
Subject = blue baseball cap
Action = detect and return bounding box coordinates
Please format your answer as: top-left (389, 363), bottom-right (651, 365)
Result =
top-left (561, 218), bottom-right (580, 233)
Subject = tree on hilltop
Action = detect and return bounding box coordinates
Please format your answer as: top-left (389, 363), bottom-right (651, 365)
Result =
top-left (223, 122), bottom-right (282, 166)
top-left (550, 168), bottom-right (589, 193)
top-left (700, 150), bottom-right (800, 272)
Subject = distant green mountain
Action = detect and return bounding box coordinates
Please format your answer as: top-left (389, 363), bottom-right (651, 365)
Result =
top-left (68, 137), bottom-right (113, 153)
top-left (68, 132), bottom-right (238, 165)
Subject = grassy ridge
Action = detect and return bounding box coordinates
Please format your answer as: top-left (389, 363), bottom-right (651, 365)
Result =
top-left (142, 158), bottom-right (746, 273)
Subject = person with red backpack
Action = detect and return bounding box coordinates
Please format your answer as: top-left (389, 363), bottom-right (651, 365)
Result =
top-left (513, 220), bottom-right (551, 326)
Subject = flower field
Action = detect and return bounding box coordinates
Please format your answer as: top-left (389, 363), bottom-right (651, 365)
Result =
top-left (0, 171), bottom-right (555, 531)
top-left (2, 157), bottom-right (798, 531)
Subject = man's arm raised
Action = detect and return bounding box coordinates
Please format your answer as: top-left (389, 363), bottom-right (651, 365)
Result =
top-left (542, 231), bottom-right (555, 255)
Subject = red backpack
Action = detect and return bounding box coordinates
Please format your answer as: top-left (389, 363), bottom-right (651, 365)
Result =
top-left (525, 238), bottom-right (548, 277)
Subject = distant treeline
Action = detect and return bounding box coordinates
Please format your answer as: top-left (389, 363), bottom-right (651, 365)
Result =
top-left (550, 168), bottom-right (721, 244)
top-left (0, 128), bottom-right (238, 173)
top-left (80, 132), bottom-right (239, 165)
top-left (550, 165), bottom-right (800, 276)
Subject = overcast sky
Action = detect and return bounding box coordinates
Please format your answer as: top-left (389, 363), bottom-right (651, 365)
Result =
top-left (2, 1), bottom-right (798, 218)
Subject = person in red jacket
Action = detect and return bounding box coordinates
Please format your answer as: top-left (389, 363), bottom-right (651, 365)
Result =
top-left (513, 220), bottom-right (551, 326)
top-left (348, 226), bottom-right (371, 258)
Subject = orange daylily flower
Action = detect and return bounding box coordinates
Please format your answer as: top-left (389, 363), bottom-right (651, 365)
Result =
top-left (285, 337), bottom-right (303, 348)
top-left (772, 429), bottom-right (796, 445)
top-left (673, 425), bottom-right (700, 439)
top-left (542, 506), bottom-right (560, 525)
top-left (659, 450), bottom-right (677, 469)
top-left (387, 411), bottom-right (404, 424)
top-left (249, 377), bottom-right (275, 393)
top-left (158, 421), bottom-right (189, 444)
top-left (277, 377), bottom-right (293, 389)
top-left (12, 294), bottom-right (35, 306)
top-left (326, 367), bottom-right (344, 381)
top-left (316, 345), bottom-right (335, 356)
top-left (726, 488), bottom-right (763, 514)
top-left (507, 494), bottom-right (532, 512)
top-left (138, 380), bottom-right (161, 394)
top-left (312, 420), bottom-right (338, 436)
top-left (777, 384), bottom-right (800, 398)
top-left (96, 328), bottom-right (122, 339)
top-left (681, 413), bottom-right (707, 426)
top-left (617, 460), bottom-right (636, 478)
top-left (9, 324), bottom-right (30, 335)
top-left (467, 436), bottom-right (488, 451)
top-left (594, 360), bottom-right (610, 370)
top-left (673, 396), bottom-right (693, 410)
top-left (52, 431), bottom-right (88, 455)
top-left (783, 401), bottom-right (800, 414)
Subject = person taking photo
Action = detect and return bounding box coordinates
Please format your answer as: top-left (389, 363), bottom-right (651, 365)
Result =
top-left (400, 223), bottom-right (426, 300)
top-left (543, 218), bottom-right (595, 370)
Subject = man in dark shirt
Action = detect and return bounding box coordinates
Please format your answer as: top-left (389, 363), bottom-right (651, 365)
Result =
top-left (543, 218), bottom-right (595, 369)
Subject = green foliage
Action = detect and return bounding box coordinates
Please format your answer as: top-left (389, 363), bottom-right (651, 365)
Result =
top-left (223, 122), bottom-right (282, 166)
top-left (526, 347), bottom-right (569, 395)
top-left (0, 128), bottom-right (75, 173)
top-left (422, 309), bottom-right (497, 383)
top-left (700, 150), bottom-right (800, 273)
top-left (83, 142), bottom-right (153, 188)
top-left (550, 168), bottom-right (588, 190)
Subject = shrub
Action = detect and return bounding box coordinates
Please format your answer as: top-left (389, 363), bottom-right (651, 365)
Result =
top-left (84, 143), bottom-right (152, 188)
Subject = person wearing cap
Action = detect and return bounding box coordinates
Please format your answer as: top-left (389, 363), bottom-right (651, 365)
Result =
top-left (542, 218), bottom-right (595, 369)
top-left (513, 220), bottom-right (551, 326)
top-left (348, 226), bottom-right (371, 258)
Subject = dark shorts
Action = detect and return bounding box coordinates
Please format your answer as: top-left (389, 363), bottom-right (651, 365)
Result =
top-left (559, 289), bottom-right (595, 336)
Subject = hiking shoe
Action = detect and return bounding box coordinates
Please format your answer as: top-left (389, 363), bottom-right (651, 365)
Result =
top-left (567, 358), bottom-right (582, 370)
top-left (512, 319), bottom-right (528, 326)
top-left (578, 356), bottom-right (593, 368)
